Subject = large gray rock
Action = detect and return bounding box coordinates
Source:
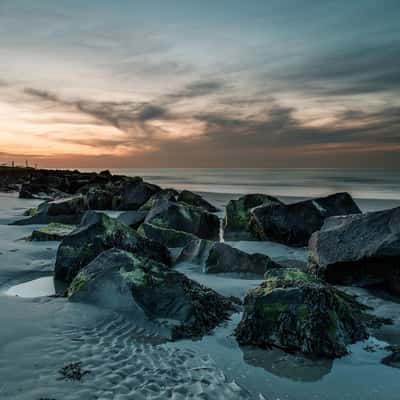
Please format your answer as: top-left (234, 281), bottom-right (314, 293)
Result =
top-left (249, 192), bottom-right (361, 247)
top-left (138, 189), bottom-right (178, 212)
top-left (176, 238), bottom-right (215, 265)
top-left (68, 249), bottom-right (236, 339)
top-left (119, 180), bottom-right (161, 210)
top-left (382, 347), bottom-right (400, 369)
top-left (55, 211), bottom-right (171, 283)
top-left (145, 200), bottom-right (220, 241)
top-left (12, 195), bottom-right (88, 225)
top-left (31, 223), bottom-right (75, 241)
top-left (234, 268), bottom-right (371, 358)
top-left (205, 243), bottom-right (282, 276)
top-left (117, 211), bottom-right (147, 229)
top-left (19, 174), bottom-right (68, 200)
top-left (224, 194), bottom-right (283, 240)
top-left (86, 188), bottom-right (114, 210)
top-left (177, 190), bottom-right (218, 213)
top-left (309, 207), bottom-right (400, 294)
top-left (138, 223), bottom-right (198, 248)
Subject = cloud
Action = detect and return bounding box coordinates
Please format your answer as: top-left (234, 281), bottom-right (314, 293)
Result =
top-left (173, 80), bottom-right (227, 98)
top-left (23, 87), bottom-right (170, 130)
top-left (16, 79), bottom-right (400, 168)
top-left (274, 43), bottom-right (400, 96)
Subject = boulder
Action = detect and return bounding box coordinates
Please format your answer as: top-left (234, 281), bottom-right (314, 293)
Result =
top-left (19, 183), bottom-right (67, 200)
top-left (18, 172), bottom-right (72, 199)
top-left (87, 188), bottom-right (114, 210)
top-left (249, 192), bottom-right (361, 247)
top-left (138, 189), bottom-right (178, 212)
top-left (54, 211), bottom-right (171, 283)
top-left (68, 249), bottom-right (236, 339)
top-left (99, 170), bottom-right (112, 177)
top-left (225, 194), bottom-right (283, 240)
top-left (382, 347), bottom-right (400, 369)
top-left (234, 268), bottom-right (370, 358)
top-left (43, 195), bottom-right (88, 216)
top-left (31, 223), bottom-right (75, 241)
top-left (119, 180), bottom-right (161, 210)
top-left (177, 190), bottom-right (219, 213)
top-left (176, 238), bottom-right (215, 265)
top-left (205, 243), bottom-right (282, 276)
top-left (309, 207), bottom-right (400, 294)
top-left (138, 223), bottom-right (198, 248)
top-left (145, 200), bottom-right (220, 241)
top-left (12, 195), bottom-right (88, 225)
top-left (117, 211), bottom-right (147, 229)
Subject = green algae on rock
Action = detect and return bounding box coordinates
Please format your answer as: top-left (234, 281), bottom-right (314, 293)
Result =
top-left (68, 249), bottom-right (237, 339)
top-left (177, 190), bottom-right (219, 213)
top-left (145, 199), bottom-right (220, 241)
top-left (235, 268), bottom-right (372, 358)
top-left (31, 223), bottom-right (76, 241)
top-left (224, 194), bottom-right (283, 240)
top-left (138, 222), bottom-right (198, 248)
top-left (55, 211), bottom-right (171, 283)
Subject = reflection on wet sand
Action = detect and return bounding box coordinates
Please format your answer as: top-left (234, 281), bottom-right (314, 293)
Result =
top-left (241, 345), bottom-right (333, 382)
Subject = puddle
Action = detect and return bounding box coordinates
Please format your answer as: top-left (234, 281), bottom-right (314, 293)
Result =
top-left (6, 276), bottom-right (56, 298)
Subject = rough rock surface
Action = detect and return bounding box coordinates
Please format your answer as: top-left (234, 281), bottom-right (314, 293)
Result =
top-left (31, 223), bottom-right (75, 241)
top-left (177, 190), bottom-right (219, 213)
top-left (138, 189), bottom-right (178, 212)
top-left (145, 200), bottom-right (220, 241)
top-left (12, 195), bottom-right (88, 225)
top-left (235, 268), bottom-right (370, 358)
top-left (249, 192), bottom-right (361, 246)
top-left (55, 211), bottom-right (171, 283)
top-left (309, 207), bottom-right (400, 294)
top-left (138, 223), bottom-right (198, 248)
top-left (224, 194), bottom-right (283, 240)
top-left (68, 249), bottom-right (236, 339)
top-left (205, 242), bottom-right (282, 276)
top-left (86, 188), bottom-right (114, 210)
top-left (382, 347), bottom-right (400, 369)
top-left (119, 180), bottom-right (161, 210)
top-left (176, 238), bottom-right (215, 265)
top-left (117, 211), bottom-right (148, 229)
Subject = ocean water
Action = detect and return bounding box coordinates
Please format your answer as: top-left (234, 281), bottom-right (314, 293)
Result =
top-left (108, 168), bottom-right (400, 201)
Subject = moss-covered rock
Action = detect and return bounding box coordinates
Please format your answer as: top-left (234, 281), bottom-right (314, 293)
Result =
top-left (23, 207), bottom-right (39, 217)
top-left (13, 195), bottom-right (88, 226)
top-left (235, 268), bottom-right (371, 358)
top-left (138, 189), bottom-right (178, 212)
top-left (55, 211), bottom-right (171, 283)
top-left (119, 180), bottom-right (161, 210)
top-left (176, 238), bottom-right (215, 265)
top-left (138, 222), bottom-right (198, 248)
top-left (86, 188), bottom-right (114, 210)
top-left (31, 223), bottom-right (76, 241)
top-left (249, 192), bottom-right (361, 247)
top-left (117, 211), bottom-right (147, 229)
top-left (177, 190), bottom-right (219, 213)
top-left (68, 249), bottom-right (236, 339)
top-left (224, 194), bottom-right (283, 240)
top-left (145, 199), bottom-right (220, 241)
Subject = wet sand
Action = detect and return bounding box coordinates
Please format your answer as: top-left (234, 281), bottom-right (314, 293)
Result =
top-left (0, 192), bottom-right (400, 399)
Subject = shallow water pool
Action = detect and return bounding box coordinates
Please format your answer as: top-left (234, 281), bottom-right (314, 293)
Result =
top-left (5, 276), bottom-right (56, 298)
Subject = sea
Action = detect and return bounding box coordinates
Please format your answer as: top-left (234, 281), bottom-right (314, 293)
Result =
top-left (83, 168), bottom-right (400, 212)
top-left (103, 168), bottom-right (400, 200)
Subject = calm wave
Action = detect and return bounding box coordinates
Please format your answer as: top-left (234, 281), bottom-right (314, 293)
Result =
top-left (103, 168), bottom-right (400, 200)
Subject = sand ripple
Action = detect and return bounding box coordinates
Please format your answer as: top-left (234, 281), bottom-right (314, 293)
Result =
top-left (0, 313), bottom-right (249, 400)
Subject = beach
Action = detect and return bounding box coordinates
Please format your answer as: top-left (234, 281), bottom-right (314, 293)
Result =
top-left (0, 168), bottom-right (400, 399)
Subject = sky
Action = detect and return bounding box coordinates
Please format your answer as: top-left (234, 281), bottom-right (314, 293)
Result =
top-left (0, 0), bottom-right (399, 168)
